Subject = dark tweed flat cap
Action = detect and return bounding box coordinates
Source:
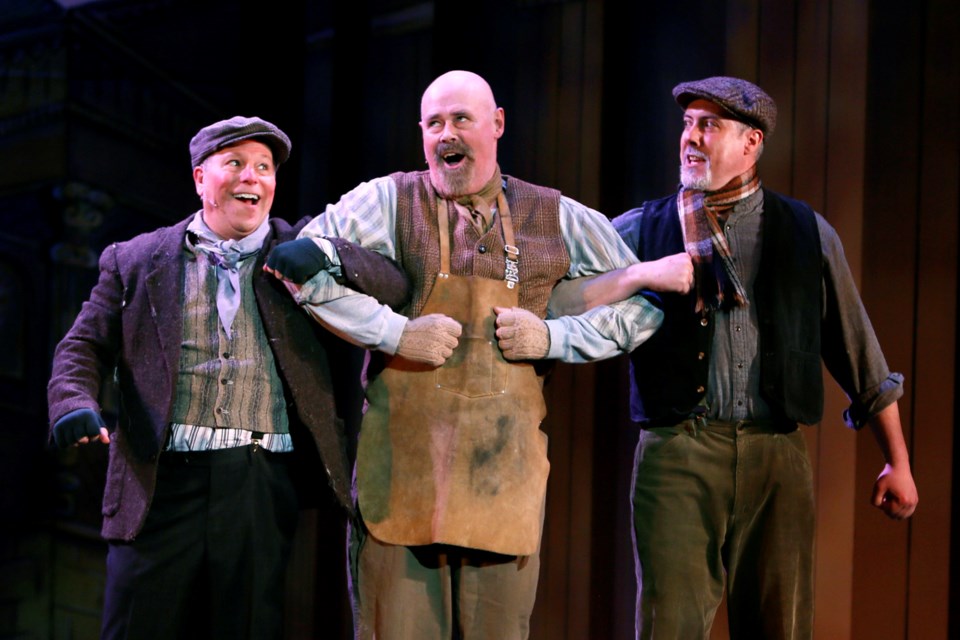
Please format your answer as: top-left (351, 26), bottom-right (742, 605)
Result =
top-left (189, 115), bottom-right (291, 167)
top-left (673, 76), bottom-right (777, 135)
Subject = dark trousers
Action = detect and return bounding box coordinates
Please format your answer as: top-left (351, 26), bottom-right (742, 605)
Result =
top-left (101, 446), bottom-right (299, 640)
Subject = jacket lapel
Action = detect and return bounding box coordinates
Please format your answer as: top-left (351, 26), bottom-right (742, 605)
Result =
top-left (145, 218), bottom-right (190, 390)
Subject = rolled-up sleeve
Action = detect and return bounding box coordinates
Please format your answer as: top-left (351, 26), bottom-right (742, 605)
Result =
top-left (817, 213), bottom-right (904, 428)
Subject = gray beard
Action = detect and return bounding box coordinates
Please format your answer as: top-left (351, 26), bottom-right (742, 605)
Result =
top-left (432, 168), bottom-right (472, 197)
top-left (679, 164), bottom-right (713, 190)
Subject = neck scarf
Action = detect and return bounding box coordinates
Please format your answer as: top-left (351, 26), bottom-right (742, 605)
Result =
top-left (446, 165), bottom-right (503, 234)
top-left (678, 166), bottom-right (761, 313)
top-left (185, 213), bottom-right (270, 339)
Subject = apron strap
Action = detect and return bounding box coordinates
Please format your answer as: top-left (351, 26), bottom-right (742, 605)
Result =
top-left (439, 199), bottom-right (452, 275)
top-left (497, 192), bottom-right (520, 289)
top-left (436, 191), bottom-right (519, 286)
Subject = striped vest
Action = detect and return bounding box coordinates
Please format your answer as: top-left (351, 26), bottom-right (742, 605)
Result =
top-left (170, 252), bottom-right (288, 433)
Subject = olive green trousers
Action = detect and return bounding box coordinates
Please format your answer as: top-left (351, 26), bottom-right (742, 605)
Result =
top-left (632, 418), bottom-right (815, 640)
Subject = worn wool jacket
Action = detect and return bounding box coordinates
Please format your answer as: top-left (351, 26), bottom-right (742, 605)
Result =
top-left (47, 214), bottom-right (409, 541)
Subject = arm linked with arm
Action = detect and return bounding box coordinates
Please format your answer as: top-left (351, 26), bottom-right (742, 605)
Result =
top-left (326, 236), bottom-right (411, 311)
top-left (543, 197), bottom-right (664, 363)
top-left (287, 177), bottom-right (431, 357)
top-left (547, 201), bottom-right (692, 318)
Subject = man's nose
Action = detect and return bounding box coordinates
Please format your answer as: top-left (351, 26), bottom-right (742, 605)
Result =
top-left (440, 122), bottom-right (458, 142)
top-left (240, 165), bottom-right (259, 181)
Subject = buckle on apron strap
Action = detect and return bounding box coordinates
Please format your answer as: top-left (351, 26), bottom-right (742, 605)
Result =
top-left (504, 245), bottom-right (520, 289)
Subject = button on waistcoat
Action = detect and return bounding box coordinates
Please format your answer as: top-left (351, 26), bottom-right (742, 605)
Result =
top-left (171, 252), bottom-right (288, 433)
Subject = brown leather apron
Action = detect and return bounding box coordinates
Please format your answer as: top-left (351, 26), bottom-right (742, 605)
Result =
top-left (356, 194), bottom-right (549, 556)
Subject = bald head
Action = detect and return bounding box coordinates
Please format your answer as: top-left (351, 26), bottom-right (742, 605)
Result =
top-left (419, 70), bottom-right (505, 197)
top-left (420, 70), bottom-right (498, 119)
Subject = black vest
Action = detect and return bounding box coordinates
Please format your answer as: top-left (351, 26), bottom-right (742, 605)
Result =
top-left (623, 188), bottom-right (823, 426)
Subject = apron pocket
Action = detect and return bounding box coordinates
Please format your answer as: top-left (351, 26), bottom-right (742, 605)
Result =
top-left (436, 336), bottom-right (508, 398)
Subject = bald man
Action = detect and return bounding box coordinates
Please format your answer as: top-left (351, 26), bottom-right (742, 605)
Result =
top-left (266, 71), bottom-right (666, 639)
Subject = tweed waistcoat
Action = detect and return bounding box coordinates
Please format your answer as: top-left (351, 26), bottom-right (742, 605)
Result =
top-left (390, 170), bottom-right (569, 318)
top-left (170, 253), bottom-right (288, 433)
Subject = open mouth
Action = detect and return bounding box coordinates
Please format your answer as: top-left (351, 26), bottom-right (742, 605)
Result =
top-left (233, 193), bottom-right (260, 204)
top-left (437, 142), bottom-right (470, 169)
top-left (684, 148), bottom-right (707, 166)
top-left (442, 152), bottom-right (465, 167)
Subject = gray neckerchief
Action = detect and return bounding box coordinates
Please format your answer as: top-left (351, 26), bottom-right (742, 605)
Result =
top-left (184, 212), bottom-right (270, 339)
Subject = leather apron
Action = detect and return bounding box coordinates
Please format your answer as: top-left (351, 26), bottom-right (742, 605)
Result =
top-left (357, 194), bottom-right (549, 556)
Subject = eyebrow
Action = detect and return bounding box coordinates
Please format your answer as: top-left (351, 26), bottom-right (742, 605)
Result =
top-left (684, 113), bottom-right (727, 123)
top-left (423, 108), bottom-right (473, 122)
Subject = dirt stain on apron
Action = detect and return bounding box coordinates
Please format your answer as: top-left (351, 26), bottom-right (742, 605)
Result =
top-left (357, 194), bottom-right (549, 556)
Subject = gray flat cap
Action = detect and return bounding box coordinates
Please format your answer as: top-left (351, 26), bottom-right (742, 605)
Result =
top-left (189, 115), bottom-right (291, 167)
top-left (673, 76), bottom-right (777, 136)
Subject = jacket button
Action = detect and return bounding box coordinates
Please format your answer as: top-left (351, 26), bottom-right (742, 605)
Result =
top-left (698, 352), bottom-right (705, 360)
top-left (700, 318), bottom-right (708, 327)
top-left (696, 385), bottom-right (705, 393)
top-left (478, 245), bottom-right (487, 254)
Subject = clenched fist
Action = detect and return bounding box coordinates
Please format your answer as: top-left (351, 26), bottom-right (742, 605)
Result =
top-left (396, 314), bottom-right (463, 367)
top-left (494, 306), bottom-right (549, 360)
top-left (52, 408), bottom-right (110, 447)
top-left (639, 252), bottom-right (694, 294)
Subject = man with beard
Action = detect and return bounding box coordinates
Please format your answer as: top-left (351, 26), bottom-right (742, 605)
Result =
top-left (264, 70), bottom-right (667, 639)
top-left (549, 76), bottom-right (918, 639)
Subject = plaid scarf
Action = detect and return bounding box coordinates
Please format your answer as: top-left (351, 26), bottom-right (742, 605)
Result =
top-left (678, 166), bottom-right (761, 313)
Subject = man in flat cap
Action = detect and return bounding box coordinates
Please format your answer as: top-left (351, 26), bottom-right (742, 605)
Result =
top-left (549, 76), bottom-right (918, 638)
top-left (47, 115), bottom-right (408, 639)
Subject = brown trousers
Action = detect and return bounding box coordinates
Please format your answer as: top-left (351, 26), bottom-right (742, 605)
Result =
top-left (349, 521), bottom-right (540, 640)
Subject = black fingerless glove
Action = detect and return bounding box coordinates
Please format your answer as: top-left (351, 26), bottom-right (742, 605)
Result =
top-left (266, 238), bottom-right (331, 284)
top-left (52, 408), bottom-right (106, 448)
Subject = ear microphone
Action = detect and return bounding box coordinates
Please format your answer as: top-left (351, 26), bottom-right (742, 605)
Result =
top-left (200, 190), bottom-right (219, 208)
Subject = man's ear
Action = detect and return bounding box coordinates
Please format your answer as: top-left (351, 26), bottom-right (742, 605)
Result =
top-left (746, 129), bottom-right (763, 154)
top-left (493, 107), bottom-right (505, 139)
top-left (193, 165), bottom-right (204, 196)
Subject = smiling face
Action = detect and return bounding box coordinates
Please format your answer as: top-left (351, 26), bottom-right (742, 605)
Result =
top-left (193, 139), bottom-right (276, 240)
top-left (419, 71), bottom-right (504, 198)
top-left (679, 99), bottom-right (762, 191)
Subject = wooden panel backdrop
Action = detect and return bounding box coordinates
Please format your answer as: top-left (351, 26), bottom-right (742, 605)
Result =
top-left (4, 1), bottom-right (951, 638)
